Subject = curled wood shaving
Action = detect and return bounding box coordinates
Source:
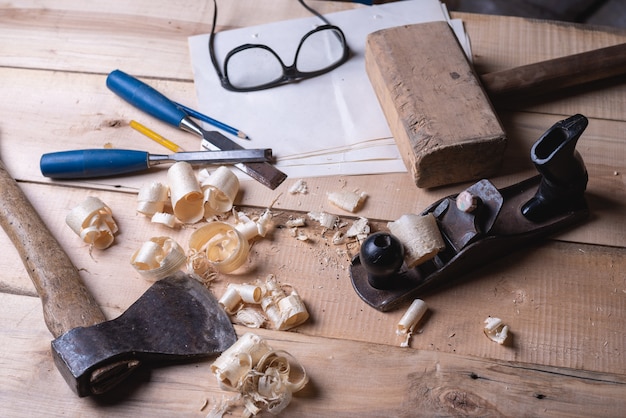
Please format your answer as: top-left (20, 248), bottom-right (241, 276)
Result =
top-left (188, 222), bottom-right (250, 274)
top-left (396, 299), bottom-right (428, 347)
top-left (199, 166), bottom-right (239, 216)
top-left (484, 317), bottom-right (509, 344)
top-left (234, 209), bottom-right (273, 241)
top-left (234, 307), bottom-right (266, 328)
top-left (186, 248), bottom-right (218, 284)
top-left (287, 179), bottom-right (308, 194)
top-left (205, 394), bottom-right (242, 418)
top-left (218, 275), bottom-right (309, 331)
top-left (137, 166), bottom-right (241, 227)
top-left (210, 333), bottom-right (308, 417)
top-left (130, 236), bottom-right (186, 281)
top-left (219, 284), bottom-right (243, 314)
top-left (136, 181), bottom-right (169, 216)
top-left (327, 190), bottom-right (367, 213)
top-left (260, 276), bottom-right (309, 331)
top-left (307, 211), bottom-right (338, 230)
top-left (168, 162), bottom-right (204, 224)
top-left (66, 196), bottom-right (118, 250)
top-left (387, 213), bottom-right (445, 268)
top-left (151, 212), bottom-right (178, 228)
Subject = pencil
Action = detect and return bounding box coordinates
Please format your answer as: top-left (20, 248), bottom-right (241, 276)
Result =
top-left (173, 101), bottom-right (249, 140)
top-left (130, 120), bottom-right (184, 153)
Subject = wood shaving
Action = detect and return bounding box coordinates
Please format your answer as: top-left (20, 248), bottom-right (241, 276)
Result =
top-left (205, 395), bottom-right (242, 418)
top-left (218, 275), bottom-right (309, 331)
top-left (136, 181), bottom-right (169, 216)
top-left (199, 166), bottom-right (240, 216)
top-left (234, 209), bottom-right (273, 241)
top-left (65, 196), bottom-right (118, 250)
top-left (387, 213), bottom-right (445, 268)
top-left (332, 231), bottom-right (346, 245)
top-left (307, 211), bottom-right (338, 230)
top-left (295, 230), bottom-right (310, 241)
top-left (484, 317), bottom-right (509, 344)
top-left (186, 248), bottom-right (218, 284)
top-left (327, 190), bottom-right (367, 213)
top-left (188, 222), bottom-right (250, 274)
top-left (234, 307), bottom-right (266, 328)
top-left (396, 299), bottom-right (428, 347)
top-left (151, 212), bottom-right (178, 228)
top-left (261, 275), bottom-right (309, 331)
top-left (284, 217), bottom-right (306, 228)
top-left (210, 332), bottom-right (308, 417)
top-left (346, 217), bottom-right (370, 243)
top-left (168, 162), bottom-right (204, 224)
top-left (288, 179), bottom-right (308, 194)
top-left (130, 236), bottom-right (186, 281)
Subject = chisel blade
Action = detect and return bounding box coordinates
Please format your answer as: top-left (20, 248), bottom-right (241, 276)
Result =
top-left (200, 130), bottom-right (287, 190)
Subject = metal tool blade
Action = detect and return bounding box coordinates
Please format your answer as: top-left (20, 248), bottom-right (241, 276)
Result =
top-left (51, 272), bottom-right (237, 396)
top-left (149, 148), bottom-right (273, 166)
top-left (106, 70), bottom-right (287, 189)
top-left (196, 127), bottom-right (288, 190)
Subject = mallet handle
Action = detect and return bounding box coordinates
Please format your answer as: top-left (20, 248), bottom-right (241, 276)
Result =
top-left (481, 43), bottom-right (626, 101)
top-left (0, 160), bottom-right (106, 338)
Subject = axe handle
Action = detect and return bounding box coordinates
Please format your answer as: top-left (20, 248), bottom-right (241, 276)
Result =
top-left (481, 42), bottom-right (626, 101)
top-left (0, 160), bottom-right (106, 338)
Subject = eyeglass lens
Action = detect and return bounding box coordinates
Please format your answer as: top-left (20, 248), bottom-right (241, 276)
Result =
top-left (225, 27), bottom-right (346, 90)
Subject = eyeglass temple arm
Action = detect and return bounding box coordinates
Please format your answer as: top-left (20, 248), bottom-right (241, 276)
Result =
top-left (208, 0), bottom-right (226, 80)
top-left (298, 0), bottom-right (332, 25)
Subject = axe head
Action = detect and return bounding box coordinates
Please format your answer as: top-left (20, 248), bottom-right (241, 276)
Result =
top-left (51, 272), bottom-right (237, 397)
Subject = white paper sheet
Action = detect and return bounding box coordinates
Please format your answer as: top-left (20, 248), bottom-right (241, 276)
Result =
top-left (188, 0), bottom-right (469, 178)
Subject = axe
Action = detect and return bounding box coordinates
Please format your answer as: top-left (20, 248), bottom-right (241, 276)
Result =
top-left (0, 159), bottom-right (236, 397)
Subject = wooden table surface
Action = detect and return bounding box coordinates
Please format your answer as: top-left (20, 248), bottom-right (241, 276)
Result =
top-left (1, 1), bottom-right (625, 416)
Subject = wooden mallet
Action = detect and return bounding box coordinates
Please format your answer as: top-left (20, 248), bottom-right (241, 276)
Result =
top-left (366, 21), bottom-right (626, 188)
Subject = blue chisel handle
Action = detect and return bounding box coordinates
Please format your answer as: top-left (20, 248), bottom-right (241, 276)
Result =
top-left (40, 149), bottom-right (149, 179)
top-left (106, 69), bottom-right (186, 128)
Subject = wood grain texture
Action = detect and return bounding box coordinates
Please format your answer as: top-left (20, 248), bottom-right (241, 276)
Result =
top-left (0, 1), bottom-right (625, 415)
top-left (366, 21), bottom-right (506, 188)
top-left (2, 295), bottom-right (625, 417)
top-left (0, 161), bottom-right (105, 337)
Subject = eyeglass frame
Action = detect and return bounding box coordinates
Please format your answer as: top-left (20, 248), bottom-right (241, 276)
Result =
top-left (208, 0), bottom-right (351, 92)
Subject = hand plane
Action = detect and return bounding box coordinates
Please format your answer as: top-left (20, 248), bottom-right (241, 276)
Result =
top-left (350, 114), bottom-right (590, 311)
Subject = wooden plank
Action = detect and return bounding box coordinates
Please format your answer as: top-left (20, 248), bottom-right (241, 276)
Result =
top-left (0, 0), bottom-right (360, 79)
top-left (2, 292), bottom-right (625, 417)
top-left (0, 5), bottom-right (625, 119)
top-left (1, 67), bottom-right (623, 247)
top-left (0, 181), bottom-right (624, 376)
top-left (365, 21), bottom-right (506, 188)
top-left (0, 2), bottom-right (625, 415)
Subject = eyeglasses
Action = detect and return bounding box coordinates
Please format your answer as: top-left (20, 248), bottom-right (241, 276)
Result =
top-left (208, 0), bottom-right (351, 92)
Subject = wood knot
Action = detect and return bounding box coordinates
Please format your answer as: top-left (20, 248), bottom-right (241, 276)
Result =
top-left (440, 389), bottom-right (487, 415)
top-left (103, 119), bottom-right (125, 129)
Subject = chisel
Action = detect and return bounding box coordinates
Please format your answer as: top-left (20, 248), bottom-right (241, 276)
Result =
top-left (40, 148), bottom-right (272, 179)
top-left (106, 70), bottom-right (287, 189)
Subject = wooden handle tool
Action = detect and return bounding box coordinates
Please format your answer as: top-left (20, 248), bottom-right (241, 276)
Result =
top-left (0, 160), bottom-right (106, 337)
top-left (0, 160), bottom-right (237, 397)
top-left (366, 21), bottom-right (626, 188)
top-left (481, 42), bottom-right (626, 102)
